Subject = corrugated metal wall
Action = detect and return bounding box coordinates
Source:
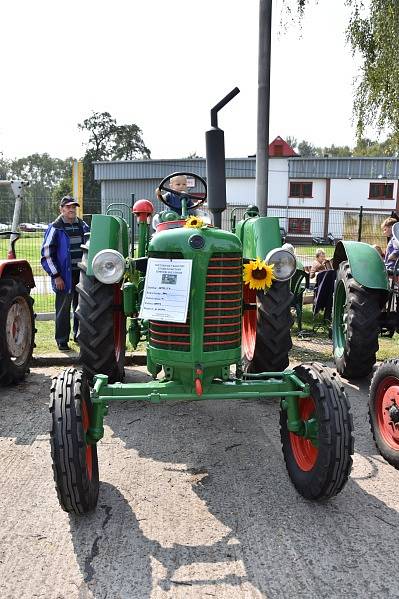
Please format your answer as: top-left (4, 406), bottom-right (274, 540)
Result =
top-left (94, 158), bottom-right (255, 182)
top-left (290, 158), bottom-right (399, 179)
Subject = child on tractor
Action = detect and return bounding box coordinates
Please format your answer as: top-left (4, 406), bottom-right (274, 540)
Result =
top-left (156, 175), bottom-right (195, 215)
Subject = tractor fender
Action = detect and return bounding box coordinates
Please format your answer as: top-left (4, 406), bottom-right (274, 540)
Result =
top-left (0, 259), bottom-right (35, 288)
top-left (86, 214), bottom-right (129, 277)
top-left (332, 240), bottom-right (389, 291)
top-left (236, 216), bottom-right (282, 260)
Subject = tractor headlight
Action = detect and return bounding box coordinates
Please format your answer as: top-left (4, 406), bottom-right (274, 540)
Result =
top-left (265, 248), bottom-right (296, 281)
top-left (92, 249), bottom-right (125, 284)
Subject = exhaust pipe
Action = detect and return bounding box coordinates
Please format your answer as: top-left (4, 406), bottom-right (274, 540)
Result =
top-left (205, 87), bottom-right (240, 228)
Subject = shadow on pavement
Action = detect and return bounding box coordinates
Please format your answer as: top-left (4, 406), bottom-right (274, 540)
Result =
top-left (68, 366), bottom-right (399, 598)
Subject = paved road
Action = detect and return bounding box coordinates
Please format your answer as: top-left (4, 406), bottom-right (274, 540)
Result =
top-left (1, 364), bottom-right (399, 599)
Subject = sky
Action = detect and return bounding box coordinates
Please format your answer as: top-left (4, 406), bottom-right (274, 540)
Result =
top-left (0, 0), bottom-right (365, 161)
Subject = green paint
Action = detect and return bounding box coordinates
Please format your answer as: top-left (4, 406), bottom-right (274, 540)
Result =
top-left (236, 216), bottom-right (282, 260)
top-left (334, 240), bottom-right (389, 290)
top-left (86, 214), bottom-right (128, 275)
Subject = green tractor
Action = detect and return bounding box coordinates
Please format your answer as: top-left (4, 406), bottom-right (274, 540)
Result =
top-left (332, 240), bottom-right (393, 379)
top-left (0, 180), bottom-right (36, 385)
top-left (332, 232), bottom-right (399, 468)
top-left (49, 90), bottom-right (354, 514)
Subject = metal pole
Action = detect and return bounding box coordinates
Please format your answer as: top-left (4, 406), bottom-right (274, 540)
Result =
top-left (358, 205), bottom-right (363, 242)
top-left (256, 0), bottom-right (272, 216)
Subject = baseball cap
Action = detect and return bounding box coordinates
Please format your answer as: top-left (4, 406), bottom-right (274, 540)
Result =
top-left (60, 195), bottom-right (80, 207)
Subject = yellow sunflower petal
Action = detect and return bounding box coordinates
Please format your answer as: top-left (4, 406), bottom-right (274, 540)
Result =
top-left (243, 258), bottom-right (275, 291)
top-left (185, 216), bottom-right (204, 229)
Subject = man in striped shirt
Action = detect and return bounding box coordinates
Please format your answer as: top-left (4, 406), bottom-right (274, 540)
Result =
top-left (41, 195), bottom-right (90, 351)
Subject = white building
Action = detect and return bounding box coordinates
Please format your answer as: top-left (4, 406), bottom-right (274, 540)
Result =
top-left (94, 137), bottom-right (399, 242)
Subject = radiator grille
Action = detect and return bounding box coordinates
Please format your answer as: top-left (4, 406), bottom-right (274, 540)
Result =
top-left (148, 251), bottom-right (191, 352)
top-left (204, 253), bottom-right (242, 352)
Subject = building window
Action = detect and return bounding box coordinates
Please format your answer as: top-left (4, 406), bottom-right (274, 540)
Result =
top-left (369, 182), bottom-right (394, 199)
top-left (289, 182), bottom-right (313, 198)
top-left (288, 218), bottom-right (311, 235)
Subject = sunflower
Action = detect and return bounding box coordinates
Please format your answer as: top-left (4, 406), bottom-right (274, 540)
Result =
top-left (243, 257), bottom-right (275, 291)
top-left (184, 216), bottom-right (204, 229)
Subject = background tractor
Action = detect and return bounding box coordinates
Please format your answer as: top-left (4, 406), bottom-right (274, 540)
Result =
top-left (368, 358), bottom-right (399, 469)
top-left (49, 90), bottom-right (354, 514)
top-left (0, 180), bottom-right (36, 385)
top-left (331, 229), bottom-right (399, 379)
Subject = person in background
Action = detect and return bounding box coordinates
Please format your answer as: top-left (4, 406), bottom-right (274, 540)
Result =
top-left (282, 242), bottom-right (296, 256)
top-left (41, 195), bottom-right (90, 351)
top-left (371, 244), bottom-right (385, 259)
top-left (310, 249), bottom-right (332, 278)
top-left (381, 217), bottom-right (399, 269)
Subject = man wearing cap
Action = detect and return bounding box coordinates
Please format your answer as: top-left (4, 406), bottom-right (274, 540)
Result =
top-left (41, 195), bottom-right (90, 351)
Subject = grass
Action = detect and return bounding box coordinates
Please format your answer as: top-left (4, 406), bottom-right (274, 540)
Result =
top-left (32, 292), bottom-right (54, 313)
top-left (32, 305), bottom-right (399, 363)
top-left (290, 303), bottom-right (399, 363)
top-left (34, 320), bottom-right (79, 354)
top-left (0, 234), bottom-right (44, 275)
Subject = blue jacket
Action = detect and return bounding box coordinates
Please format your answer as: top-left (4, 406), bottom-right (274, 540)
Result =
top-left (41, 216), bottom-right (90, 293)
top-left (163, 192), bottom-right (194, 215)
top-left (385, 237), bottom-right (399, 269)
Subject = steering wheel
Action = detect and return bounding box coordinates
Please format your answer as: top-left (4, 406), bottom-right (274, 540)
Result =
top-left (158, 172), bottom-right (207, 210)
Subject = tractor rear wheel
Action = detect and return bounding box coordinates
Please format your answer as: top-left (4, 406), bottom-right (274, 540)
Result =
top-left (332, 261), bottom-right (383, 379)
top-left (280, 363), bottom-right (354, 500)
top-left (0, 278), bottom-right (35, 385)
top-left (369, 360), bottom-right (399, 469)
top-left (76, 249), bottom-right (126, 383)
top-left (242, 281), bottom-right (293, 372)
top-left (49, 367), bottom-right (99, 514)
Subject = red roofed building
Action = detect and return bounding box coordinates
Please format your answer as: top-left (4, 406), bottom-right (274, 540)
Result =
top-left (268, 136), bottom-right (298, 157)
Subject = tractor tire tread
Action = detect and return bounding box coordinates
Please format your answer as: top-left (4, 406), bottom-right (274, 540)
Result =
top-left (369, 359), bottom-right (399, 469)
top-left (0, 278), bottom-right (35, 385)
top-left (280, 362), bottom-right (354, 500)
top-left (49, 367), bottom-right (99, 514)
top-left (333, 261), bottom-right (381, 379)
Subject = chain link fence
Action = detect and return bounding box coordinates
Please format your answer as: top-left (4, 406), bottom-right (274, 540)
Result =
top-left (0, 198), bottom-right (393, 333)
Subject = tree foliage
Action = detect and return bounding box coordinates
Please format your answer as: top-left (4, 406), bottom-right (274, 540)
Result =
top-left (286, 134), bottom-right (399, 157)
top-left (78, 111), bottom-right (151, 200)
top-left (0, 153), bottom-right (72, 207)
top-left (290, 0), bottom-right (399, 141)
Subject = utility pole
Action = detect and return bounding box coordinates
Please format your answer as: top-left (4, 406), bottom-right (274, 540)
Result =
top-left (255, 0), bottom-right (272, 216)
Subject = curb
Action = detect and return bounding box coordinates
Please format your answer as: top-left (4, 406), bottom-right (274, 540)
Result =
top-left (31, 352), bottom-right (147, 367)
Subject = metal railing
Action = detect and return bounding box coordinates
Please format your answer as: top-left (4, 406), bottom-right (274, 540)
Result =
top-left (0, 197), bottom-right (393, 314)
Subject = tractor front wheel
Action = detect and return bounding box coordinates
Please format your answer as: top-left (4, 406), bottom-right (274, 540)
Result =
top-left (332, 261), bottom-right (382, 379)
top-left (242, 281), bottom-right (293, 373)
top-left (369, 360), bottom-right (399, 469)
top-left (0, 278), bottom-right (35, 385)
top-left (280, 363), bottom-right (354, 500)
top-left (76, 249), bottom-right (126, 383)
top-left (49, 367), bottom-right (99, 514)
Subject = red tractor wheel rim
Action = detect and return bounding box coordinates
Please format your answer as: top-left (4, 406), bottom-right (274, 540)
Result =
top-left (289, 396), bottom-right (318, 471)
top-left (81, 399), bottom-right (93, 481)
top-left (375, 377), bottom-right (399, 450)
top-left (113, 285), bottom-right (123, 362)
top-left (242, 286), bottom-right (257, 361)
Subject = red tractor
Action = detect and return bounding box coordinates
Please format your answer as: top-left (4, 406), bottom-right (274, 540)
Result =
top-left (0, 180), bottom-right (36, 384)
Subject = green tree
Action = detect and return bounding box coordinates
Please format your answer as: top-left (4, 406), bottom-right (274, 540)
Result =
top-left (317, 144), bottom-right (353, 157)
top-left (290, 0), bottom-right (399, 141)
top-left (112, 124), bottom-right (151, 160)
top-left (78, 111), bottom-right (151, 201)
top-left (52, 177), bottom-right (73, 205)
top-left (285, 136), bottom-right (298, 151)
top-left (7, 153), bottom-right (73, 198)
top-left (297, 139), bottom-right (318, 156)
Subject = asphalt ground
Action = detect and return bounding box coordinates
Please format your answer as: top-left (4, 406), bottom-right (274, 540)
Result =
top-left (1, 363), bottom-right (399, 599)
